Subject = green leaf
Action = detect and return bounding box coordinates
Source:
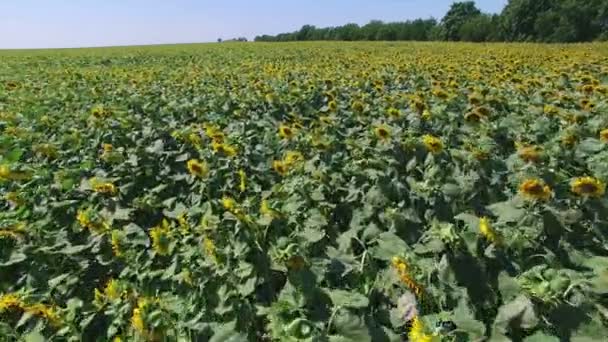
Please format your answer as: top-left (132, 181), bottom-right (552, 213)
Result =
top-left (577, 138), bottom-right (604, 155)
top-left (451, 298), bottom-right (485, 339)
top-left (209, 321), bottom-right (246, 342)
top-left (300, 227), bottom-right (325, 244)
top-left (0, 252), bottom-right (27, 266)
top-left (328, 289), bottom-right (369, 309)
top-left (494, 295), bottom-right (538, 332)
top-left (523, 331), bottom-right (559, 342)
top-left (371, 232), bottom-right (409, 261)
top-left (498, 272), bottom-right (521, 302)
top-left (487, 200), bottom-right (525, 223)
top-left (24, 331), bottom-right (45, 342)
top-left (330, 310), bottom-right (371, 342)
top-left (2, 148), bottom-right (23, 164)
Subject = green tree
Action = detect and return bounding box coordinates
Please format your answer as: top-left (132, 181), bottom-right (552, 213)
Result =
top-left (459, 14), bottom-right (496, 42)
top-left (441, 1), bottom-right (482, 41)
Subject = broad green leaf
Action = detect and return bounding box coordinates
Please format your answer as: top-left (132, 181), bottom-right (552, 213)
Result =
top-left (494, 295), bottom-right (538, 332)
top-left (328, 289), bottom-right (369, 309)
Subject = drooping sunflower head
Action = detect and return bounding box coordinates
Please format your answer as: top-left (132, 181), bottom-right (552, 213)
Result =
top-left (464, 110), bottom-right (483, 123)
top-left (186, 159), bottom-right (208, 178)
top-left (432, 88), bottom-right (449, 100)
top-left (571, 177), bottom-right (605, 198)
top-left (374, 125), bottom-right (391, 140)
top-left (468, 93), bottom-right (483, 106)
top-left (410, 98), bottom-right (426, 114)
top-left (517, 146), bottom-right (542, 163)
top-left (278, 124), bottom-right (295, 140)
top-left (422, 135), bottom-right (443, 154)
top-left (600, 129), bottom-right (608, 143)
top-left (519, 178), bottom-right (552, 201)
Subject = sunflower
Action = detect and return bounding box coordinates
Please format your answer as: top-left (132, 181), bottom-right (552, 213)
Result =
top-left (222, 196), bottom-right (237, 212)
top-left (90, 178), bottom-right (118, 196)
top-left (519, 178), bottom-right (552, 201)
top-left (392, 257), bottom-right (423, 298)
top-left (600, 129), bottom-right (608, 143)
top-left (410, 98), bottom-right (426, 114)
top-left (273, 160), bottom-right (288, 176)
top-left (468, 93), bottom-right (483, 106)
top-left (203, 236), bottom-right (218, 263)
top-left (111, 230), bottom-right (124, 257)
top-left (104, 279), bottom-right (122, 300)
top-left (278, 124), bottom-right (295, 140)
top-left (387, 107), bottom-right (401, 119)
top-left (238, 169), bottom-right (246, 192)
top-left (408, 316), bottom-right (434, 342)
top-left (374, 125), bottom-right (391, 140)
top-left (260, 199), bottom-right (280, 218)
top-left (0, 293), bottom-right (22, 312)
top-left (351, 100), bottom-right (365, 113)
top-left (212, 141), bottom-right (237, 157)
top-left (328, 100), bottom-right (338, 112)
top-left (543, 105), bottom-right (559, 115)
top-left (422, 135), bottom-right (443, 154)
top-left (479, 217), bottom-right (501, 245)
top-left (582, 84), bottom-right (595, 94)
top-left (464, 110), bottom-right (483, 123)
top-left (150, 219), bottom-right (171, 256)
top-left (571, 177), bottom-right (605, 198)
top-left (284, 151), bottom-right (304, 165)
top-left (186, 159), bottom-right (208, 178)
top-left (518, 146), bottom-right (542, 163)
top-left (561, 134), bottom-right (578, 147)
top-left (432, 88), bottom-right (449, 100)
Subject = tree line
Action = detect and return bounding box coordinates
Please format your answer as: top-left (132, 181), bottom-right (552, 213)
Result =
top-left (254, 0), bottom-right (608, 43)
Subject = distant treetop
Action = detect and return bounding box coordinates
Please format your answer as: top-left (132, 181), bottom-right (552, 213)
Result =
top-left (254, 0), bottom-right (608, 43)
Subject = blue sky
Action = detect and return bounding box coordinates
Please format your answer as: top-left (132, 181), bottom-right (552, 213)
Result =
top-left (0, 0), bottom-right (507, 49)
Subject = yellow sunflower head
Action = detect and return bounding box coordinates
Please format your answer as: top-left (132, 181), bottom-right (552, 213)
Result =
top-left (351, 100), bottom-right (365, 113)
top-left (273, 160), bottom-right (288, 176)
top-left (222, 196), bottom-right (237, 211)
top-left (422, 135), bottom-right (443, 154)
top-left (387, 107), bottom-right (401, 119)
top-left (571, 177), bottom-right (605, 198)
top-left (278, 124), bottom-right (295, 140)
top-left (186, 159), bottom-right (208, 178)
top-left (328, 100), bottom-right (338, 112)
top-left (374, 125), bottom-right (391, 140)
top-left (600, 129), bottom-right (608, 143)
top-left (519, 178), bottom-right (552, 201)
top-left (284, 151), bottom-right (304, 165)
top-left (150, 220), bottom-right (171, 256)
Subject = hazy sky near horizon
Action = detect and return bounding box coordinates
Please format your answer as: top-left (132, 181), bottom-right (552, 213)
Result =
top-left (0, 0), bottom-right (507, 49)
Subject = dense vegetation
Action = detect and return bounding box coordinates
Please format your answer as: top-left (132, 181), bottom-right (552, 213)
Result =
top-left (1, 42), bottom-right (608, 341)
top-left (255, 0), bottom-right (608, 43)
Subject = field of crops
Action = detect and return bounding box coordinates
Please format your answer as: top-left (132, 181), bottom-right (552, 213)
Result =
top-left (1, 42), bottom-right (608, 341)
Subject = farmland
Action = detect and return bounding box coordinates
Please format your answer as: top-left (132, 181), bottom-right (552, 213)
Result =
top-left (1, 42), bottom-right (608, 341)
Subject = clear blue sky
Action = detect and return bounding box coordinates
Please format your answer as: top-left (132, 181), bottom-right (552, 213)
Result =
top-left (0, 0), bottom-right (507, 49)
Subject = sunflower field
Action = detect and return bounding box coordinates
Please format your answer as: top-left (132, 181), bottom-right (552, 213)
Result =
top-left (1, 42), bottom-right (608, 341)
